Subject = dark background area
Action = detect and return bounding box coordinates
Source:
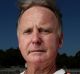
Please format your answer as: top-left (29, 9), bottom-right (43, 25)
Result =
top-left (0, 48), bottom-right (80, 69)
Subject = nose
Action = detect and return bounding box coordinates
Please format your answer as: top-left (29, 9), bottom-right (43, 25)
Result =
top-left (32, 31), bottom-right (42, 45)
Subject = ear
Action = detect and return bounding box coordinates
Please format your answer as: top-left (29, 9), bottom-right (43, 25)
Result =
top-left (58, 33), bottom-right (63, 48)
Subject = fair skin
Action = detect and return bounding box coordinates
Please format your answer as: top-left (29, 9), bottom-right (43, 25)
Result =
top-left (17, 6), bottom-right (63, 74)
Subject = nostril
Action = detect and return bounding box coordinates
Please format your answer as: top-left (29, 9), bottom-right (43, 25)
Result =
top-left (32, 36), bottom-right (42, 45)
top-left (36, 41), bottom-right (41, 45)
top-left (32, 39), bottom-right (42, 45)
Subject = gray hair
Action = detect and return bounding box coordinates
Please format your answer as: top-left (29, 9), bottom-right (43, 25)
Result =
top-left (17, 0), bottom-right (56, 11)
top-left (17, 0), bottom-right (63, 34)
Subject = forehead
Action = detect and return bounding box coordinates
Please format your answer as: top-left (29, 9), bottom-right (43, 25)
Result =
top-left (18, 6), bottom-right (59, 28)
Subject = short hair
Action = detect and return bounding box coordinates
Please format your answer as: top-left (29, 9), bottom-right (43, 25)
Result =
top-left (17, 0), bottom-right (63, 34)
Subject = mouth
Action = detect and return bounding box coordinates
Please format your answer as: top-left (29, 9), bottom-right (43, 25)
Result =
top-left (29, 50), bottom-right (46, 54)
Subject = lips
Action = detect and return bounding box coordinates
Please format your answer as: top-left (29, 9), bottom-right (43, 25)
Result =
top-left (29, 49), bottom-right (46, 54)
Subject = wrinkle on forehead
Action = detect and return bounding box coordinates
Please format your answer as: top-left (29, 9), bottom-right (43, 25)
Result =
top-left (19, 6), bottom-right (58, 24)
top-left (18, 6), bottom-right (59, 33)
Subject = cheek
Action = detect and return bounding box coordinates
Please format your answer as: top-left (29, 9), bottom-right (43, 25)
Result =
top-left (44, 35), bottom-right (59, 53)
top-left (19, 37), bottom-right (26, 50)
top-left (43, 35), bottom-right (59, 49)
top-left (42, 35), bottom-right (58, 61)
top-left (18, 35), bottom-right (31, 49)
top-left (18, 36), bottom-right (31, 61)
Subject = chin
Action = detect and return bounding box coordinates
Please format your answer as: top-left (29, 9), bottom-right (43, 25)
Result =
top-left (27, 54), bottom-right (47, 64)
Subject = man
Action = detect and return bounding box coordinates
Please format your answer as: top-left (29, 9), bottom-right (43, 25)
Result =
top-left (17, 0), bottom-right (65, 74)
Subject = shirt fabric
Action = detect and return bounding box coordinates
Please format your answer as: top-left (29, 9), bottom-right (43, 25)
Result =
top-left (20, 69), bottom-right (65, 74)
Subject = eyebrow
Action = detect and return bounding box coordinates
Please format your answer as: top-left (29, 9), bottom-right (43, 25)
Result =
top-left (23, 26), bottom-right (54, 33)
top-left (23, 27), bottom-right (33, 33)
top-left (39, 27), bottom-right (54, 33)
top-left (39, 26), bottom-right (54, 30)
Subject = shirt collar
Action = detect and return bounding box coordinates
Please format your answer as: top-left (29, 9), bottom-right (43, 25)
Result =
top-left (54, 69), bottom-right (65, 74)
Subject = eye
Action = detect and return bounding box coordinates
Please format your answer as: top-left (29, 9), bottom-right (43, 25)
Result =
top-left (23, 28), bottom-right (33, 34)
top-left (39, 28), bottom-right (52, 34)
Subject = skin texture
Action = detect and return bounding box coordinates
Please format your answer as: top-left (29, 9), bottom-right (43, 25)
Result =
top-left (17, 6), bottom-right (63, 74)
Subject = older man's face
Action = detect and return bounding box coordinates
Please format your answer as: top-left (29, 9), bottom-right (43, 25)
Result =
top-left (17, 6), bottom-right (63, 64)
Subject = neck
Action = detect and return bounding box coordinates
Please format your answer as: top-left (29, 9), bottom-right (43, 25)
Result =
top-left (25, 62), bottom-right (56, 74)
